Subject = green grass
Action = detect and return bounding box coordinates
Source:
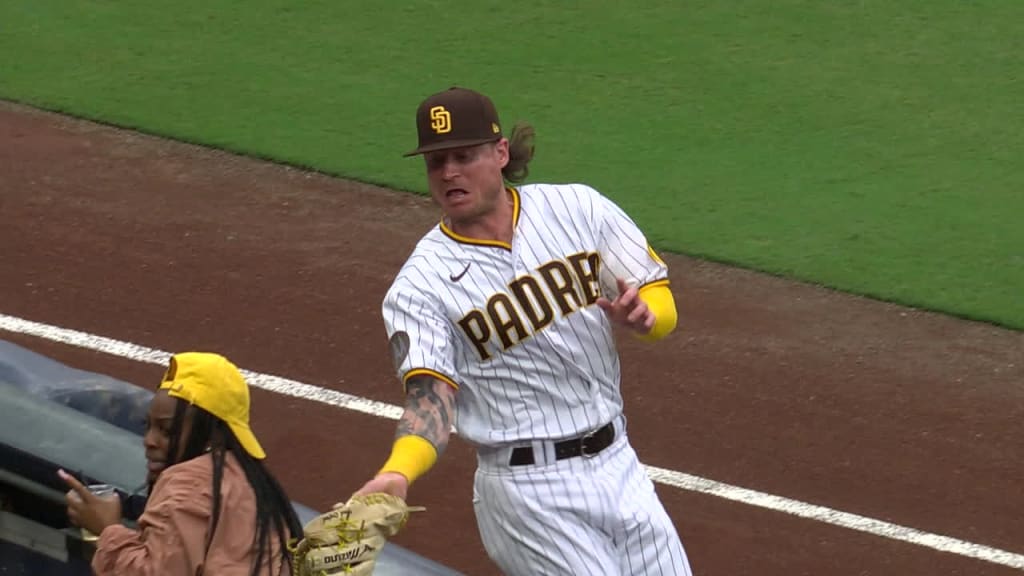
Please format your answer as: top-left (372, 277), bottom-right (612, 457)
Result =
top-left (2, 1), bottom-right (1021, 329)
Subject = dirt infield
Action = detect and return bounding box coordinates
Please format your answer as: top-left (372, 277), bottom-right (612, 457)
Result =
top-left (2, 100), bottom-right (1022, 575)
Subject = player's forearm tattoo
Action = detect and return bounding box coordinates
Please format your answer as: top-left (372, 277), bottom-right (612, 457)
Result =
top-left (396, 375), bottom-right (455, 455)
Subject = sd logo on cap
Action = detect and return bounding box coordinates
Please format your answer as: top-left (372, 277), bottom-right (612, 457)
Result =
top-left (406, 87), bottom-right (503, 156)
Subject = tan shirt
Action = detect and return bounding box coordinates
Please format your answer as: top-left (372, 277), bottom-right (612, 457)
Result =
top-left (92, 452), bottom-right (291, 576)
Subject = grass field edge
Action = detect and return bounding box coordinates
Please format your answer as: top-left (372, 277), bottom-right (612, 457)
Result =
top-left (6, 98), bottom-right (1020, 334)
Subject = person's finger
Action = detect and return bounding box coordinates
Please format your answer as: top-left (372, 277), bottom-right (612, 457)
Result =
top-left (595, 297), bottom-right (613, 312)
top-left (58, 469), bottom-right (91, 501)
top-left (66, 497), bottom-right (82, 526)
top-left (618, 287), bottom-right (639, 311)
top-left (626, 301), bottom-right (649, 325)
top-left (642, 313), bottom-right (656, 332)
top-left (616, 277), bottom-right (629, 295)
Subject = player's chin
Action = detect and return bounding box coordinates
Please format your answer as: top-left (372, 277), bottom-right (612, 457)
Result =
top-left (444, 202), bottom-right (481, 224)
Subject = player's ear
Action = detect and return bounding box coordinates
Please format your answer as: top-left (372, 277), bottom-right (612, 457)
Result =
top-left (495, 138), bottom-right (510, 169)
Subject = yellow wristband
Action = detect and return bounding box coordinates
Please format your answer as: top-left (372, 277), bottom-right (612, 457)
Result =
top-left (636, 283), bottom-right (678, 342)
top-left (379, 435), bottom-right (438, 485)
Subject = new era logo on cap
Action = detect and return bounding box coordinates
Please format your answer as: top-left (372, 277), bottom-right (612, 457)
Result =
top-left (405, 87), bottom-right (503, 156)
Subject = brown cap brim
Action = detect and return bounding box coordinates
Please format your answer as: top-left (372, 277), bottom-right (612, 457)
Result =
top-left (403, 136), bottom-right (501, 157)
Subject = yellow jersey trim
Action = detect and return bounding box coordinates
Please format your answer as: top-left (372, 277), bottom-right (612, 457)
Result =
top-left (647, 244), bottom-right (666, 266)
top-left (404, 368), bottom-right (459, 391)
top-left (438, 187), bottom-right (520, 250)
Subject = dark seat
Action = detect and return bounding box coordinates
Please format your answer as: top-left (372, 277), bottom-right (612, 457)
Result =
top-left (0, 340), bottom-right (151, 435)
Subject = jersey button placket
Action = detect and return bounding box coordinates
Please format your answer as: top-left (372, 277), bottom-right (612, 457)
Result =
top-left (508, 237), bottom-right (524, 275)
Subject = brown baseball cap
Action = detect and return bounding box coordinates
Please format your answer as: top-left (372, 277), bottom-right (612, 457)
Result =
top-left (404, 87), bottom-right (503, 157)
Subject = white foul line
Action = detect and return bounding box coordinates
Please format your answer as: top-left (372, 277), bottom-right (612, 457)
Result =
top-left (0, 314), bottom-right (402, 421)
top-left (1, 313), bottom-right (1021, 570)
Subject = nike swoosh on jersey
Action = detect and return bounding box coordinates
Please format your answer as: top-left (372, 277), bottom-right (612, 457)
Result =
top-left (450, 262), bottom-right (472, 282)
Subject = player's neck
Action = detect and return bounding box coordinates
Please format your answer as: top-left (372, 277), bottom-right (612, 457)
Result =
top-left (447, 190), bottom-right (515, 244)
top-left (448, 213), bottom-right (512, 244)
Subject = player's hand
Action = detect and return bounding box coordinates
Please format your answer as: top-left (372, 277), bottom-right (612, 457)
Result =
top-left (596, 278), bottom-right (655, 335)
top-left (58, 469), bottom-right (122, 536)
top-left (354, 472), bottom-right (409, 500)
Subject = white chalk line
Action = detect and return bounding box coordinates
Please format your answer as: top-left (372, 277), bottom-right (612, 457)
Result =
top-left (1, 313), bottom-right (1021, 570)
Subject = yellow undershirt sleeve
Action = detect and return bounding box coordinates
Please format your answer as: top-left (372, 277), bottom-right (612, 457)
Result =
top-left (636, 283), bottom-right (678, 342)
top-left (378, 435), bottom-right (438, 485)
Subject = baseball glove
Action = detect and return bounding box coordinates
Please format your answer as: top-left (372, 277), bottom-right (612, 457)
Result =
top-left (289, 493), bottom-right (425, 576)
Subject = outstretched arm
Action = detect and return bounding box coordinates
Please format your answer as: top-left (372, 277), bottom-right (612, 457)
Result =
top-left (355, 375), bottom-right (457, 499)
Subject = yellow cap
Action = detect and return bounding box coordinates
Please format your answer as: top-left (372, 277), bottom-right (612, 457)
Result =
top-left (159, 352), bottom-right (266, 459)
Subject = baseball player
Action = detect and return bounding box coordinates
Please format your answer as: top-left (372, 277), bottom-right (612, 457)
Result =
top-left (355, 86), bottom-right (693, 575)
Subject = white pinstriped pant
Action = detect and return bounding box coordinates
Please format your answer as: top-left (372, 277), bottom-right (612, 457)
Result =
top-left (473, 423), bottom-right (693, 576)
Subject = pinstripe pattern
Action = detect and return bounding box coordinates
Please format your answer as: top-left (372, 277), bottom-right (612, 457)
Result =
top-left (382, 184), bottom-right (667, 445)
top-left (474, 429), bottom-right (692, 576)
top-left (383, 183), bottom-right (691, 574)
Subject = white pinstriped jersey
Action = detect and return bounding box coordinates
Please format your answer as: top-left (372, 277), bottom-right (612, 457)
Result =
top-left (383, 183), bottom-right (669, 447)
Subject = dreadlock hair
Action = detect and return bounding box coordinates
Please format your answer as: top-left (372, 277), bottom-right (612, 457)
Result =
top-left (163, 400), bottom-right (301, 576)
top-left (502, 121), bottom-right (535, 184)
